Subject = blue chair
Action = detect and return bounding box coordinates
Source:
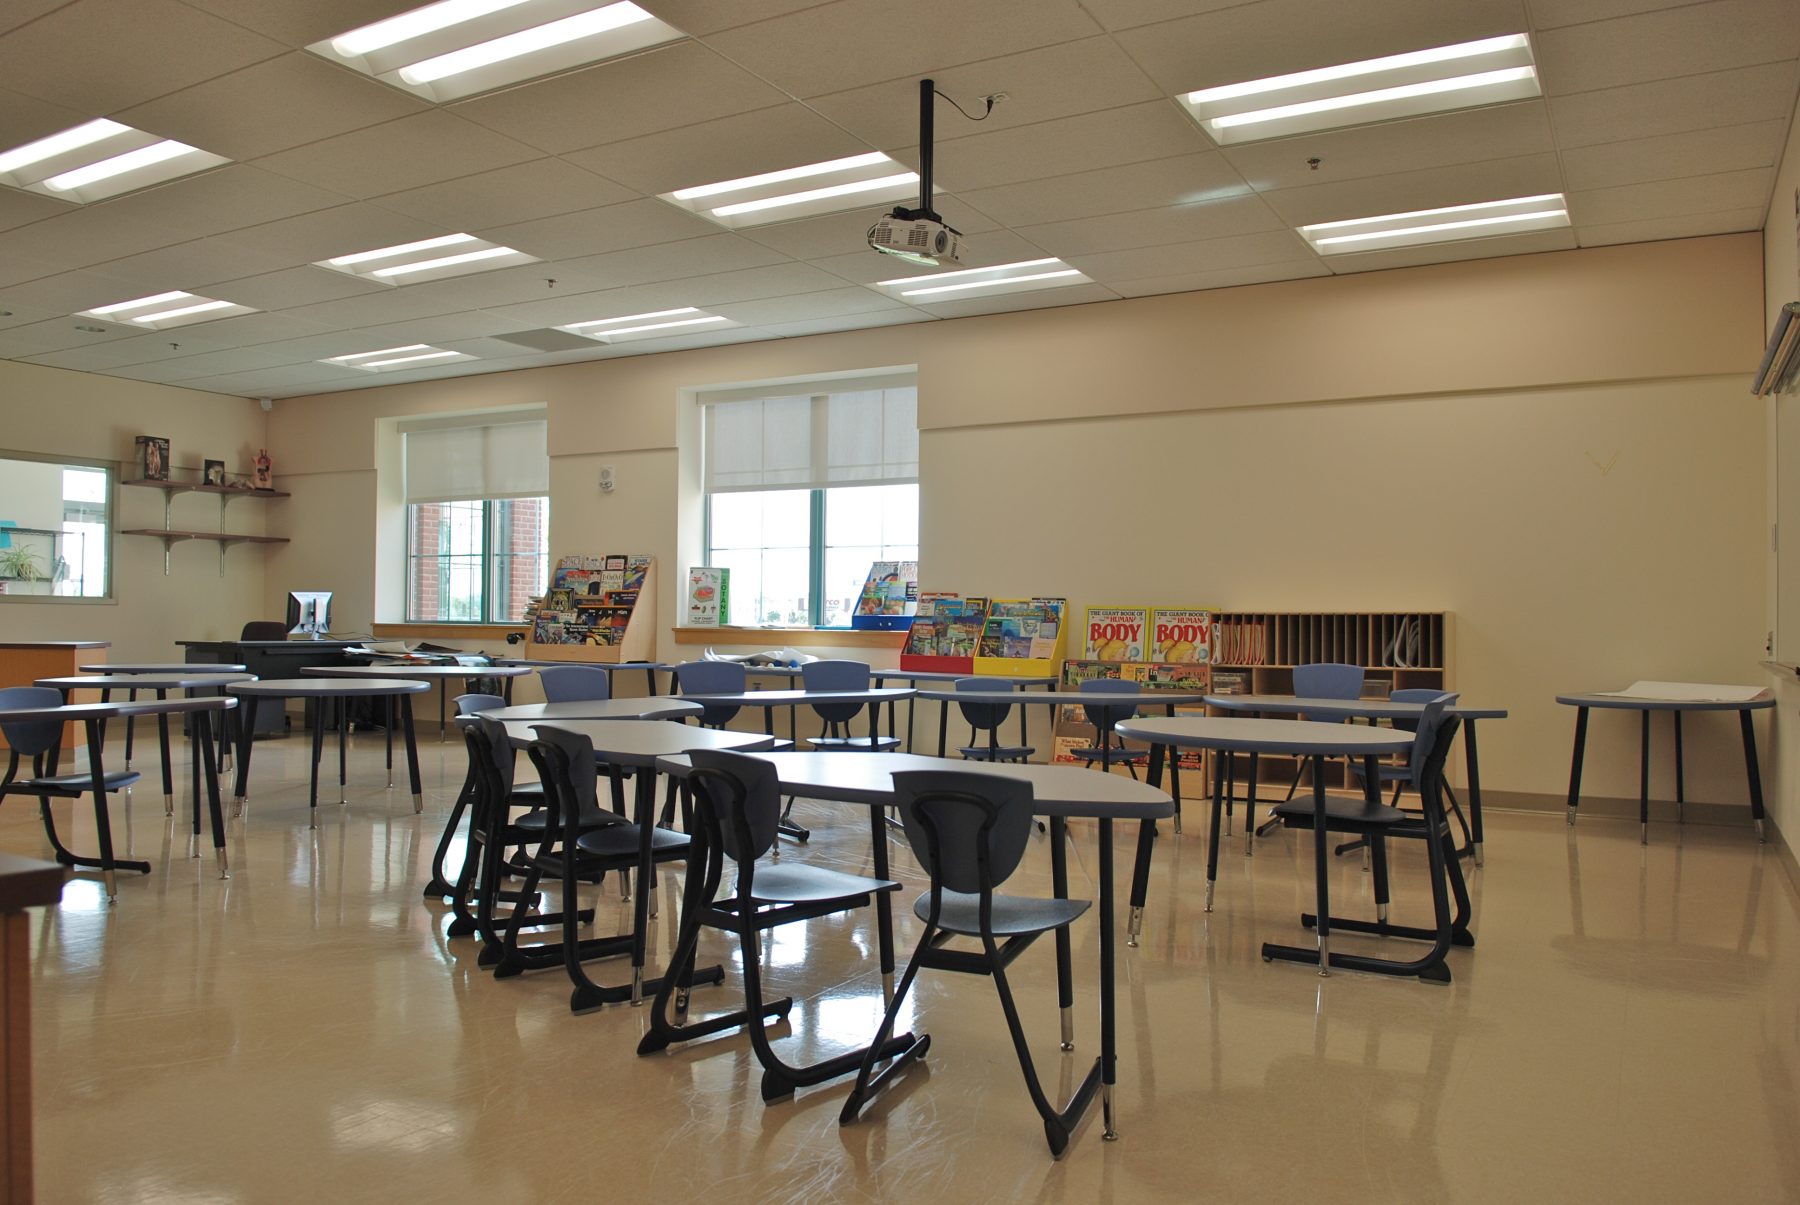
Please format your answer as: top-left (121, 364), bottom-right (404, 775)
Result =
top-left (1070, 679), bottom-right (1147, 779)
top-left (800, 660), bottom-right (899, 752)
top-left (539, 665), bottom-right (611, 702)
top-left (1336, 689), bottom-right (1474, 858)
top-left (1278, 662), bottom-right (1366, 804)
top-left (673, 660), bottom-right (747, 728)
top-left (0, 685), bottom-right (148, 901)
top-left (954, 677), bottom-right (1034, 763)
top-left (435, 692), bottom-right (548, 933)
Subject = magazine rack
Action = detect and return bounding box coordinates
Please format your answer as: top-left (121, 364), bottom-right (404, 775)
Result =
top-left (522, 555), bottom-right (657, 665)
top-left (972, 598), bottom-right (1068, 678)
top-left (1051, 605), bottom-right (1216, 768)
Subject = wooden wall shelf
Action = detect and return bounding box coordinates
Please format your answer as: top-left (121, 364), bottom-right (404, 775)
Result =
top-left (120, 529), bottom-right (288, 576)
top-left (122, 479), bottom-right (290, 499)
top-left (121, 476), bottom-right (288, 576)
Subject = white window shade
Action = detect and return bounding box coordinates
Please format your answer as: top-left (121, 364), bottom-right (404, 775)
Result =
top-left (405, 419), bottom-right (548, 503)
top-left (704, 387), bottom-right (917, 493)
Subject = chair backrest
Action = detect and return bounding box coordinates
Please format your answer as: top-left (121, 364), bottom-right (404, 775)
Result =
top-left (469, 716), bottom-right (518, 795)
top-left (527, 723), bottom-right (611, 826)
top-left (892, 770), bottom-right (1036, 897)
top-left (1403, 694), bottom-right (1457, 786)
top-left (955, 676), bottom-right (1014, 732)
top-left (674, 660), bottom-right (746, 727)
top-left (240, 620), bottom-right (288, 641)
top-left (1389, 687), bottom-right (1456, 735)
top-left (802, 659), bottom-right (868, 723)
top-left (539, 665), bottom-right (611, 703)
top-left (686, 748), bottom-right (782, 864)
top-left (1079, 677), bottom-right (1139, 728)
top-left (1294, 662), bottom-right (1364, 723)
top-left (1414, 711), bottom-right (1463, 810)
top-left (0, 686), bottom-right (63, 758)
top-left (454, 692), bottom-right (504, 716)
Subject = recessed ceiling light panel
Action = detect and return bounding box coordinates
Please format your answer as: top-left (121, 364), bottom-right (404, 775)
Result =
top-left (871, 258), bottom-right (1091, 302)
top-left (0, 119), bottom-right (229, 202)
top-left (661, 153), bottom-right (922, 229)
top-left (554, 306), bottom-right (737, 343)
top-left (314, 234), bottom-right (538, 284)
top-left (1297, 193), bottom-right (1570, 255)
top-left (1179, 34), bottom-right (1541, 144)
top-left (322, 344), bottom-right (476, 372)
top-left (77, 291), bottom-right (257, 330)
top-left (309, 0), bottom-right (684, 102)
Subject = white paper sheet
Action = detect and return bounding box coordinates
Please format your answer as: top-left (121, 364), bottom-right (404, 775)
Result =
top-left (1594, 681), bottom-right (1769, 703)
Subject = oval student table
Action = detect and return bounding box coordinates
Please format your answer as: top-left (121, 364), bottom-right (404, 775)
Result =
top-left (654, 750), bottom-right (1172, 1148)
top-left (871, 670), bottom-right (1060, 752)
top-left (0, 695), bottom-right (236, 898)
top-left (228, 678), bottom-right (430, 826)
top-left (914, 688), bottom-right (1210, 769)
top-left (36, 673), bottom-right (254, 817)
top-left (503, 719), bottom-right (775, 1009)
top-left (495, 659), bottom-right (671, 697)
top-left (1203, 694), bottom-right (1509, 865)
top-left (308, 663), bottom-right (531, 741)
top-left (1116, 717), bottom-right (1440, 981)
top-left (76, 661), bottom-right (249, 771)
top-left (1555, 690), bottom-right (1775, 843)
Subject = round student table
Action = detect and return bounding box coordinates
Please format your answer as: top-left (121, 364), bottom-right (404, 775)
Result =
top-left (36, 673), bottom-right (255, 816)
top-left (654, 750), bottom-right (1172, 1147)
top-left (0, 695), bottom-right (236, 897)
top-left (872, 670), bottom-right (1059, 752)
top-left (1202, 694), bottom-right (1509, 865)
top-left (227, 678), bottom-right (430, 826)
top-left (1117, 717), bottom-right (1424, 980)
top-left (1555, 691), bottom-right (1775, 843)
top-left (503, 719), bottom-right (775, 1009)
top-left (914, 688), bottom-right (1210, 768)
top-left (676, 687), bottom-right (915, 750)
top-left (308, 663), bottom-right (531, 741)
top-left (419, 696), bottom-right (705, 900)
top-left (495, 659), bottom-right (671, 697)
top-left (76, 661), bottom-right (249, 770)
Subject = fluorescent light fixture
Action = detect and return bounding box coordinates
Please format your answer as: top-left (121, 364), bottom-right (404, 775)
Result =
top-left (1297, 193), bottom-right (1570, 255)
top-left (77, 292), bottom-right (256, 330)
top-left (315, 235), bottom-right (537, 284)
top-left (873, 257), bottom-right (1092, 303)
top-left (1179, 34), bottom-right (1540, 144)
top-left (555, 307), bottom-right (735, 343)
top-left (0, 121), bottom-right (229, 202)
top-left (661, 153), bottom-right (923, 229)
top-left (322, 344), bottom-right (475, 372)
top-left (309, 0), bottom-right (683, 103)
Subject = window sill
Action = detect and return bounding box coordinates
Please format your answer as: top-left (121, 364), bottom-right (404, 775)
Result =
top-left (373, 622), bottom-right (528, 640)
top-left (672, 626), bottom-right (906, 649)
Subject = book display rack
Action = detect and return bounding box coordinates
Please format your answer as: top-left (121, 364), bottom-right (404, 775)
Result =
top-left (522, 554), bottom-right (657, 664)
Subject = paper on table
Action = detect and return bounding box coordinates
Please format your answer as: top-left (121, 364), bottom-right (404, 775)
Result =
top-left (1595, 681), bottom-right (1770, 703)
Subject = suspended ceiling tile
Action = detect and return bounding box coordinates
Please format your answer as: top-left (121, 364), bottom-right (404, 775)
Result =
top-left (635, 0), bottom-right (834, 36)
top-left (450, 42), bottom-right (788, 155)
top-left (1257, 152), bottom-right (1567, 227)
top-left (1546, 61), bottom-right (1800, 148)
top-left (93, 165), bottom-right (354, 244)
top-left (0, 1), bottom-right (73, 36)
top-left (0, 206), bottom-right (191, 275)
top-left (111, 345), bottom-right (304, 382)
top-left (1527, 0), bottom-right (1704, 27)
top-left (1015, 193), bottom-right (1288, 258)
top-left (254, 111), bottom-right (541, 200)
top-left (1323, 226), bottom-right (1578, 273)
top-left (0, 267), bottom-right (164, 313)
top-left (1073, 0), bottom-right (1263, 32)
top-left (480, 198), bottom-right (717, 261)
top-left (1110, 259), bottom-right (1333, 299)
top-left (1534, 0), bottom-right (1800, 94)
top-left (431, 336), bottom-right (549, 360)
top-left (24, 329), bottom-right (231, 371)
top-left (224, 202), bottom-right (450, 264)
top-left (756, 309), bottom-right (935, 339)
top-left (0, 317), bottom-right (133, 359)
top-left (373, 158), bottom-right (637, 231)
top-left (677, 261), bottom-right (866, 306)
top-left (559, 232), bottom-right (790, 287)
top-left (960, 152), bottom-right (1251, 228)
top-left (709, 287), bottom-right (910, 326)
top-left (1064, 229), bottom-right (1318, 283)
top-left (392, 261), bottom-right (609, 311)
top-left (1575, 206), bottom-right (1767, 246)
top-left (83, 237), bottom-right (300, 292)
top-left (701, 0), bottom-right (1102, 99)
top-left (278, 286), bottom-right (486, 333)
top-left (926, 102), bottom-right (1213, 194)
top-left (1222, 101), bottom-right (1555, 192)
top-left (1559, 120), bottom-right (1790, 192)
top-left (180, 361), bottom-right (363, 396)
top-left (0, 86), bottom-right (88, 153)
top-left (1569, 167), bottom-right (1775, 226)
top-left (903, 280), bottom-right (1118, 320)
top-left (206, 265), bottom-right (392, 311)
top-left (807, 38), bottom-right (1163, 150)
top-left (0, 303), bottom-right (53, 331)
top-left (1111, 0), bottom-right (1530, 95)
top-left (118, 52), bottom-right (432, 163)
top-left (567, 105), bottom-right (869, 198)
top-left (176, 0), bottom-right (421, 48)
top-left (0, 187), bottom-right (72, 233)
top-left (0, 0), bottom-right (288, 113)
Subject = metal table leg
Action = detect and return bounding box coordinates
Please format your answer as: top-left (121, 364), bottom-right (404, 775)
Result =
top-left (1565, 706), bottom-right (1589, 826)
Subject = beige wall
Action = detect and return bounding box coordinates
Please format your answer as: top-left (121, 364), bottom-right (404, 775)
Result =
top-left (266, 232), bottom-right (1767, 807)
top-left (1763, 90), bottom-right (1800, 850)
top-left (0, 359), bottom-right (267, 659)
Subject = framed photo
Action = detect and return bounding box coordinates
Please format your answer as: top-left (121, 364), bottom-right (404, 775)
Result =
top-left (203, 459), bottom-right (226, 487)
top-left (135, 435), bottom-right (169, 481)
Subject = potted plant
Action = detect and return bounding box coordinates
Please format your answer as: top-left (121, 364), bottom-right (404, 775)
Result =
top-left (0, 546), bottom-right (44, 582)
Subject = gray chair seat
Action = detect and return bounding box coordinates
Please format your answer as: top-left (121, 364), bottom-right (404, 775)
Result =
top-left (1270, 796), bottom-right (1407, 829)
top-left (732, 862), bottom-right (899, 906)
top-left (1071, 747), bottom-right (1146, 763)
top-left (574, 822), bottom-right (691, 859)
top-left (913, 888), bottom-right (1089, 936)
top-left (26, 769), bottom-right (142, 792)
top-left (957, 744), bottom-right (1035, 761)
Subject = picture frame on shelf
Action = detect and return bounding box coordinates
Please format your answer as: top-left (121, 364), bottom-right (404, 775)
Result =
top-left (135, 435), bottom-right (170, 481)
top-left (203, 459), bottom-right (226, 487)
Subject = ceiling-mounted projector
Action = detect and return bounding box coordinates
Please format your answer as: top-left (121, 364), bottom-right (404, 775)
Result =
top-left (868, 212), bottom-right (962, 267)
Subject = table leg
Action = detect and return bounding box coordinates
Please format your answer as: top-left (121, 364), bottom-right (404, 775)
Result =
top-left (385, 696), bottom-right (395, 788)
top-left (86, 718), bottom-right (119, 903)
top-left (1740, 710), bottom-right (1767, 843)
top-left (1312, 758), bottom-right (1330, 974)
top-left (1099, 816), bottom-right (1118, 1141)
top-left (233, 696), bottom-right (259, 814)
top-left (188, 700), bottom-right (201, 858)
top-left (1050, 814), bottom-right (1074, 1050)
top-left (629, 766), bottom-right (656, 1005)
top-left (1638, 708), bottom-right (1651, 845)
top-left (1204, 745), bottom-right (1225, 912)
top-left (905, 683), bottom-right (917, 753)
top-left (1128, 743), bottom-right (1164, 943)
top-left (1019, 695), bottom-right (1030, 756)
top-left (337, 695), bottom-right (349, 805)
top-left (400, 694), bottom-right (424, 813)
top-left (936, 702), bottom-right (948, 758)
top-left (439, 681), bottom-right (448, 742)
top-left (1565, 706), bottom-right (1589, 826)
top-left (124, 688), bottom-right (137, 769)
top-left (1463, 720), bottom-right (1485, 866)
top-left (307, 707), bottom-right (325, 829)
top-left (645, 665), bottom-right (659, 697)
top-left (869, 805), bottom-right (895, 991)
top-left (1672, 711), bottom-right (1685, 826)
top-left (197, 711), bottom-right (228, 878)
top-left (156, 689), bottom-right (174, 815)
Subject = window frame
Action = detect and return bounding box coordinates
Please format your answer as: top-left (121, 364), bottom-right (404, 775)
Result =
top-left (404, 494), bottom-right (548, 624)
top-left (0, 448), bottom-right (115, 605)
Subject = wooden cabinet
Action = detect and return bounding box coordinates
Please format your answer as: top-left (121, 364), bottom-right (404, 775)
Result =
top-left (0, 641), bottom-right (109, 750)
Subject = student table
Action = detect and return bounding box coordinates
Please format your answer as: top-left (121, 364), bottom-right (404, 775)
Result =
top-left (77, 662), bottom-right (248, 770)
top-left (228, 678), bottom-right (430, 825)
top-left (307, 663), bottom-right (531, 739)
top-left (1556, 689), bottom-right (1774, 843)
top-left (496, 659), bottom-right (670, 697)
top-left (678, 687), bottom-right (916, 750)
top-left (654, 750), bottom-right (1172, 1145)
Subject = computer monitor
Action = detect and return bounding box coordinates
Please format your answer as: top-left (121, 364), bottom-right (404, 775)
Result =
top-left (286, 590), bottom-right (332, 638)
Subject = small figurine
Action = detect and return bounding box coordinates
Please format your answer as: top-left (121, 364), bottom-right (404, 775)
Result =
top-left (252, 449), bottom-right (273, 491)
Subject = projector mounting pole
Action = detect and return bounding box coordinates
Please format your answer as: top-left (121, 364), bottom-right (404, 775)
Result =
top-left (918, 78), bottom-right (936, 220)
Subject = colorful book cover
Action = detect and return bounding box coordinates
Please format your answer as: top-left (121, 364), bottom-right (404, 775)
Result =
top-left (686, 567), bottom-right (728, 627)
top-left (979, 599), bottom-right (1064, 660)
top-left (1084, 606), bottom-right (1148, 661)
top-left (604, 554), bottom-right (628, 572)
top-left (941, 597), bottom-right (991, 657)
top-left (905, 592), bottom-right (958, 655)
top-left (1151, 607), bottom-right (1215, 663)
top-left (623, 555), bottom-right (651, 592)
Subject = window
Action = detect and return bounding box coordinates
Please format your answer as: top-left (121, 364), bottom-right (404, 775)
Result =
top-left (0, 452), bottom-right (110, 599)
top-left (702, 383), bottom-right (918, 627)
top-left (402, 417), bottom-right (549, 623)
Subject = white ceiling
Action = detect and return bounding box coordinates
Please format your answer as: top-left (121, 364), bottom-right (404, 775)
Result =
top-left (0, 0), bottom-right (1795, 398)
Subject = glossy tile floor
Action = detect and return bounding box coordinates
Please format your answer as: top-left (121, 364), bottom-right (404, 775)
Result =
top-left (7, 730), bottom-right (1799, 1203)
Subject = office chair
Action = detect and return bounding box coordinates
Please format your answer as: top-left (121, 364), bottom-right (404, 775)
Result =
top-left (240, 621), bottom-right (289, 641)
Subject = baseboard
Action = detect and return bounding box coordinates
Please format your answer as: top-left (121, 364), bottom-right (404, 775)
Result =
top-left (1480, 787), bottom-right (1758, 829)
